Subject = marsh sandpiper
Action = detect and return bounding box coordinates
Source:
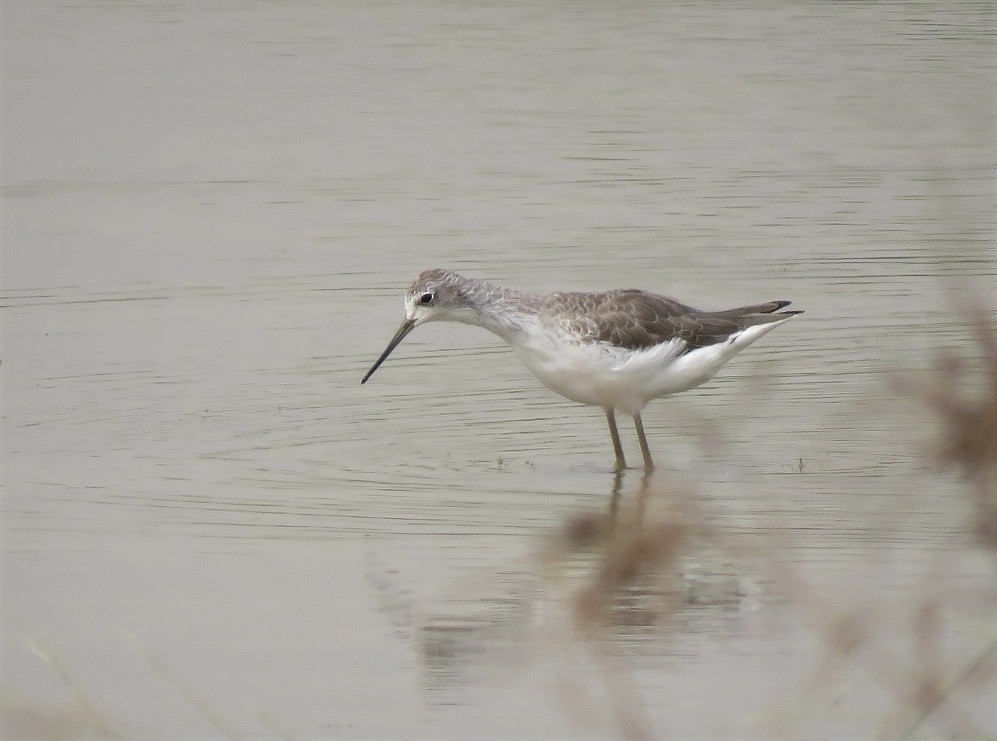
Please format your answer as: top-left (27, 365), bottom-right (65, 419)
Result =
top-left (362, 269), bottom-right (801, 471)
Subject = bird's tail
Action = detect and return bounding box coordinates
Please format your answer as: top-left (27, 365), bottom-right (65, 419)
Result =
top-left (719, 300), bottom-right (803, 327)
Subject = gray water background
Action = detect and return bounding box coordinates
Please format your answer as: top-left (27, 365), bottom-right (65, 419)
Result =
top-left (3, 1), bottom-right (995, 737)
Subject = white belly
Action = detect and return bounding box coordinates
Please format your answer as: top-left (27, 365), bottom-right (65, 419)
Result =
top-left (508, 320), bottom-right (790, 416)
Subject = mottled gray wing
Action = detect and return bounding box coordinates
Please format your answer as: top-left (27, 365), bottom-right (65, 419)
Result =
top-left (551, 289), bottom-right (795, 352)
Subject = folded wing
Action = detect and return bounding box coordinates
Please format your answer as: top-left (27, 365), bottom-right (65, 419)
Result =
top-left (554, 289), bottom-right (801, 352)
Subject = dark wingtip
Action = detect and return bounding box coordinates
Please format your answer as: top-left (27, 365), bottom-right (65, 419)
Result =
top-left (770, 301), bottom-right (804, 317)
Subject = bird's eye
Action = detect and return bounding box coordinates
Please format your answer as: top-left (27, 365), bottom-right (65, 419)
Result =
top-left (419, 292), bottom-right (434, 305)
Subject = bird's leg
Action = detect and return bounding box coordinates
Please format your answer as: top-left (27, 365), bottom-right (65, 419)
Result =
top-left (633, 412), bottom-right (655, 472)
top-left (605, 408), bottom-right (627, 471)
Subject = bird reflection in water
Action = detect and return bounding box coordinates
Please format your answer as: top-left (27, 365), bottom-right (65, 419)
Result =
top-left (394, 471), bottom-right (755, 722)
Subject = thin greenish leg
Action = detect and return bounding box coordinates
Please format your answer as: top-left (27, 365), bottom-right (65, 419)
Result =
top-left (605, 408), bottom-right (627, 471)
top-left (634, 412), bottom-right (655, 472)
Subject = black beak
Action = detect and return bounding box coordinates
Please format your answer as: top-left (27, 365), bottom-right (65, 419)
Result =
top-left (361, 319), bottom-right (416, 384)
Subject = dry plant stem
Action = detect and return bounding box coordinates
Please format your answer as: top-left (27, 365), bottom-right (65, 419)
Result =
top-left (768, 560), bottom-right (912, 717)
top-left (893, 288), bottom-right (997, 549)
top-left (121, 633), bottom-right (244, 741)
top-left (767, 526), bottom-right (995, 740)
top-left (12, 619), bottom-right (113, 736)
top-left (891, 636), bottom-right (997, 741)
top-left (956, 288), bottom-right (997, 376)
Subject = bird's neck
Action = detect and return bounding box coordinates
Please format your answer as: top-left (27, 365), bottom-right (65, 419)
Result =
top-left (461, 283), bottom-right (540, 343)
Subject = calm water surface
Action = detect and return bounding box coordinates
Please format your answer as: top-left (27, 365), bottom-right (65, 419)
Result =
top-left (3, 1), bottom-right (995, 737)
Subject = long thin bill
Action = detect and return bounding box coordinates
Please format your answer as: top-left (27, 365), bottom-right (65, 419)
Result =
top-left (361, 319), bottom-right (416, 384)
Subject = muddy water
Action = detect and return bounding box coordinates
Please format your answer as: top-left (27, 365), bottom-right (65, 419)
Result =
top-left (3, 1), bottom-right (994, 738)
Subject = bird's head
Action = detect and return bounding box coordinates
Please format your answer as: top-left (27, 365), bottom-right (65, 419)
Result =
top-left (361, 268), bottom-right (471, 384)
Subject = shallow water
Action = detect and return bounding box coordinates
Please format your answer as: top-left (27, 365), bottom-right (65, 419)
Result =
top-left (3, 1), bottom-right (995, 738)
